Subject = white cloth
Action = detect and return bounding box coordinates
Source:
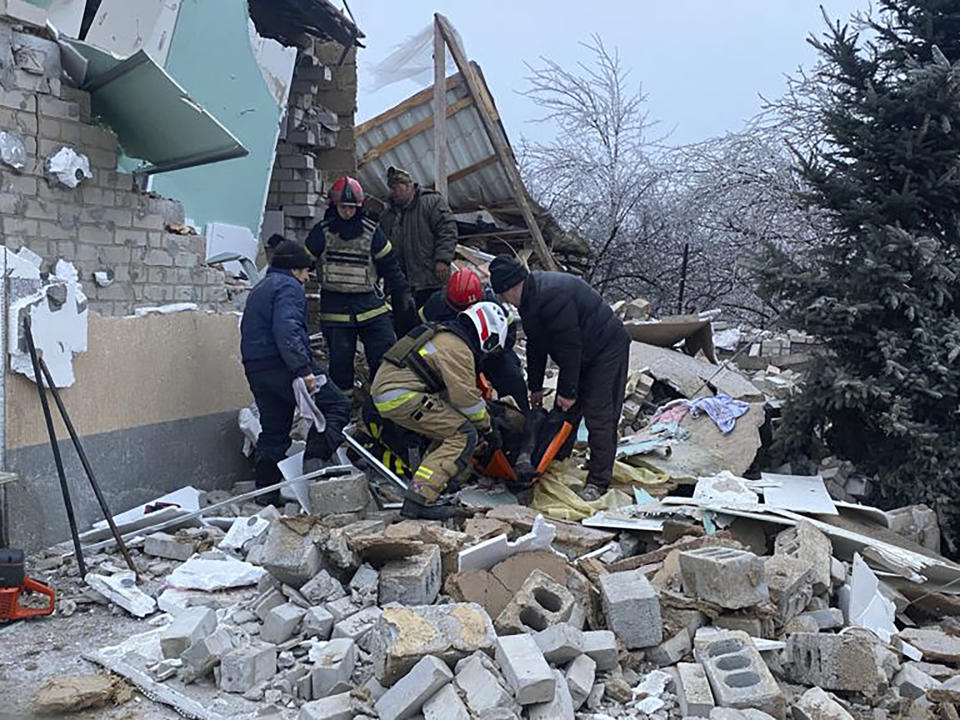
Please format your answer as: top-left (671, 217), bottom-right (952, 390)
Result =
top-left (293, 374), bottom-right (326, 433)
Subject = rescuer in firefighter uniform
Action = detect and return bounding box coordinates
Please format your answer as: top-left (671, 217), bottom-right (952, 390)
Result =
top-left (370, 301), bottom-right (510, 519)
top-left (306, 176), bottom-right (416, 394)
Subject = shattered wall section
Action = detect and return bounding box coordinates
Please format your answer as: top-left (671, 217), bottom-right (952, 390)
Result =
top-left (0, 20), bottom-right (241, 316)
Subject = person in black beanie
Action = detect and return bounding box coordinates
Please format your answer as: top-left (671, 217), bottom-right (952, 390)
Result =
top-left (240, 235), bottom-right (350, 503)
top-left (490, 254), bottom-right (630, 498)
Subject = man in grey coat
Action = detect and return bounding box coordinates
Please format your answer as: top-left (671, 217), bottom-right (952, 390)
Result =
top-left (378, 166), bottom-right (458, 308)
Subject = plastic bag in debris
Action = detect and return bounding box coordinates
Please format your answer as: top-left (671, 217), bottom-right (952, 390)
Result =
top-left (0, 130), bottom-right (26, 169)
top-left (365, 23), bottom-right (459, 94)
top-left (48, 146), bottom-right (92, 187)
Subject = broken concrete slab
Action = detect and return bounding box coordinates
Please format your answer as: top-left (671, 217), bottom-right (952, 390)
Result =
top-left (679, 546), bottom-right (769, 610)
top-left (495, 569), bottom-right (583, 634)
top-left (380, 545), bottom-right (442, 606)
top-left (495, 633), bottom-right (555, 705)
top-left (375, 655), bottom-right (453, 720)
top-left (84, 572), bottom-right (156, 618)
top-left (792, 686), bottom-right (854, 720)
top-left (166, 556), bottom-right (266, 591)
top-left (900, 628), bottom-right (960, 663)
top-left (598, 568), bottom-right (663, 649)
top-left (485, 505), bottom-right (614, 555)
top-left (457, 513), bottom-right (557, 572)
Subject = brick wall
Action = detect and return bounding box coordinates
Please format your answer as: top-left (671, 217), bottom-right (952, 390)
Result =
top-left (0, 21), bottom-right (240, 316)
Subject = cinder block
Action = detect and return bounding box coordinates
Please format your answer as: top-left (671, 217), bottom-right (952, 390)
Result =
top-left (160, 606), bottom-right (217, 659)
top-left (374, 655), bottom-right (452, 720)
top-left (495, 569), bottom-right (583, 635)
top-left (679, 546), bottom-right (769, 610)
top-left (298, 691), bottom-right (352, 720)
top-left (261, 518), bottom-right (323, 588)
top-left (786, 631), bottom-right (895, 697)
top-left (598, 569), bottom-right (662, 649)
top-left (533, 624), bottom-right (583, 664)
top-left (495, 633), bottom-right (555, 705)
top-left (454, 653), bottom-right (517, 716)
top-left (261, 602), bottom-right (306, 644)
top-left (674, 662), bottom-right (715, 718)
top-left (309, 638), bottom-right (356, 699)
top-left (308, 472), bottom-right (369, 515)
top-left (646, 628), bottom-right (692, 667)
top-left (422, 683), bottom-right (469, 720)
top-left (303, 606), bottom-right (334, 640)
top-left (527, 669), bottom-right (574, 719)
top-left (581, 630), bottom-right (618, 671)
top-left (694, 630), bottom-right (785, 719)
top-left (220, 643), bottom-right (277, 693)
top-left (379, 545), bottom-right (441, 606)
top-left (179, 627), bottom-right (235, 683)
top-left (564, 654), bottom-right (596, 710)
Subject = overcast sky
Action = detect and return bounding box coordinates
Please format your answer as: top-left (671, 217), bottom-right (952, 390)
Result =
top-left (352, 1), bottom-right (871, 147)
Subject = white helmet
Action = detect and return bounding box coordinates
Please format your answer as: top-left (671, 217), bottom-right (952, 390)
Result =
top-left (460, 301), bottom-right (509, 354)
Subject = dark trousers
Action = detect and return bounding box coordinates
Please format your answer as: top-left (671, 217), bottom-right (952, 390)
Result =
top-left (246, 368), bottom-right (351, 488)
top-left (482, 348), bottom-right (529, 412)
top-left (323, 314), bottom-right (397, 391)
top-left (573, 335), bottom-right (630, 488)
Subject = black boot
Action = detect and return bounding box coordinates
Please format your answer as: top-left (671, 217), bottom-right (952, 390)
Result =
top-left (400, 496), bottom-right (470, 521)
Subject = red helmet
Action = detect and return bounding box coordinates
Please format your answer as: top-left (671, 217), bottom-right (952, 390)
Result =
top-left (446, 268), bottom-right (483, 310)
top-left (328, 176), bottom-right (363, 206)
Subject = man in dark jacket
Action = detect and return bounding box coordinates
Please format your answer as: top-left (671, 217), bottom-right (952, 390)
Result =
top-left (240, 237), bottom-right (351, 501)
top-left (378, 166), bottom-right (458, 307)
top-left (490, 255), bottom-right (630, 496)
top-left (306, 176), bottom-right (415, 394)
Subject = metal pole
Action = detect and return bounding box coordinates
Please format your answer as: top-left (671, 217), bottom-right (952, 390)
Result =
top-left (677, 242), bottom-right (690, 315)
top-left (23, 318), bottom-right (86, 577)
top-left (342, 432), bottom-right (408, 492)
top-left (36, 356), bottom-right (139, 578)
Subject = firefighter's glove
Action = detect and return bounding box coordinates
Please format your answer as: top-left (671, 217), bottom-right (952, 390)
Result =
top-left (483, 426), bottom-right (503, 452)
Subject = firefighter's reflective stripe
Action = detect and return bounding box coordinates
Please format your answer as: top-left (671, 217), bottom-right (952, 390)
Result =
top-left (418, 306), bottom-right (428, 322)
top-left (373, 240), bottom-right (393, 260)
top-left (319, 305), bottom-right (390, 324)
top-left (413, 465), bottom-right (444, 493)
top-left (373, 388), bottom-right (421, 413)
top-left (457, 398), bottom-right (488, 423)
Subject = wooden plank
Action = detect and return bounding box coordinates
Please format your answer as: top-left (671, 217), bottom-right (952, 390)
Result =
top-left (433, 16), bottom-right (448, 197)
top-left (435, 13), bottom-right (558, 271)
top-left (447, 153), bottom-right (498, 184)
top-left (358, 95), bottom-right (474, 168)
top-left (355, 73), bottom-right (463, 136)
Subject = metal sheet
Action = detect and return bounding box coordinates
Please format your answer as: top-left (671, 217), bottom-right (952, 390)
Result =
top-left (61, 41), bottom-right (247, 174)
top-left (761, 472), bottom-right (838, 516)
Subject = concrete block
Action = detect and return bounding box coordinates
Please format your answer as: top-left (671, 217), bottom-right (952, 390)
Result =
top-left (564, 654), bottom-right (595, 710)
top-left (325, 596), bottom-right (360, 624)
top-left (253, 587), bottom-right (286, 621)
top-left (528, 669), bottom-right (574, 719)
top-left (799, 608), bottom-right (845, 631)
top-left (261, 518), bottom-right (323, 588)
top-left (308, 472), bottom-right (369, 514)
top-left (679, 546), bottom-right (769, 610)
top-left (380, 545), bottom-right (442, 606)
top-left (675, 662), bottom-right (715, 718)
top-left (160, 607), bottom-right (217, 659)
top-left (375, 655), bottom-right (453, 720)
top-left (495, 633), bottom-right (556, 705)
top-left (298, 691), bottom-right (353, 720)
top-left (422, 683), bottom-right (469, 720)
top-left (144, 531), bottom-right (196, 561)
top-left (331, 605), bottom-right (382, 649)
top-left (716, 613), bottom-right (765, 638)
top-left (895, 663), bottom-right (942, 700)
top-left (786, 631), bottom-right (894, 696)
top-left (647, 627), bottom-right (692, 667)
top-left (581, 630), bottom-right (619, 670)
top-left (220, 643), bottom-right (278, 693)
top-left (784, 615), bottom-right (819, 635)
top-left (694, 630), bottom-right (785, 719)
top-left (303, 605), bottom-right (335, 640)
top-left (179, 627), bottom-right (235, 683)
top-left (261, 602), bottom-right (306, 643)
top-left (533, 624), bottom-right (584, 664)
top-left (495, 569), bottom-right (583, 635)
top-left (598, 569), bottom-right (663, 649)
top-left (773, 521), bottom-right (833, 592)
top-left (309, 638), bottom-right (356, 699)
top-left (372, 603), bottom-right (497, 685)
top-left (792, 686), bottom-right (854, 720)
top-left (764, 555), bottom-right (816, 626)
top-left (349, 563), bottom-right (379, 607)
top-left (454, 653), bottom-right (517, 716)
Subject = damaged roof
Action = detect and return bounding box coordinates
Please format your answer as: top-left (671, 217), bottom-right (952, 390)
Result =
top-left (247, 0), bottom-right (363, 49)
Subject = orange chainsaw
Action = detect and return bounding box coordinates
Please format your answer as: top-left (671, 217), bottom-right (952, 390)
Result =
top-left (0, 549), bottom-right (55, 621)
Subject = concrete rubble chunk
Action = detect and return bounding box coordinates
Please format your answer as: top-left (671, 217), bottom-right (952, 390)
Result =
top-left (581, 630), bottom-right (619, 670)
top-left (694, 630), bottom-right (785, 719)
top-left (325, 596), bottom-right (360, 624)
top-left (895, 663), bottom-right (942, 700)
top-left (331, 606), bottom-right (382, 650)
top-left (300, 569), bottom-right (347, 605)
top-left (773, 521), bottom-right (832, 592)
top-left (564, 653), bottom-right (596, 710)
top-left (349, 563), bottom-right (379, 607)
top-left (179, 627), bottom-right (235, 683)
top-left (422, 683), bottom-right (470, 720)
top-left (533, 624), bottom-right (584, 664)
top-left (220, 643), bottom-right (277, 693)
top-left (647, 627), bottom-right (692, 666)
top-left (160, 606), bottom-right (217, 659)
top-left (679, 546), bottom-right (769, 610)
top-left (527, 668), bottom-right (574, 719)
top-left (308, 472), bottom-right (370, 515)
top-left (261, 517), bottom-right (325, 588)
top-left (375, 655), bottom-right (453, 720)
top-left (309, 638), bottom-right (356, 699)
top-left (303, 605), bottom-right (335, 640)
top-left (84, 572), bottom-right (156, 618)
top-left (380, 545), bottom-right (442, 606)
top-left (799, 608), bottom-right (845, 631)
top-left (144, 531), bottom-right (196, 561)
top-left (675, 661), bottom-right (715, 718)
top-left (298, 691), bottom-right (353, 720)
top-left (598, 568), bottom-right (663, 649)
top-left (764, 554), bottom-right (816, 626)
top-left (253, 587), bottom-right (286, 621)
top-left (792, 686), bottom-right (854, 720)
top-left (372, 603), bottom-right (497, 686)
top-left (786, 631), bottom-right (896, 697)
top-left (901, 628), bottom-right (960, 663)
top-left (261, 602), bottom-right (306, 644)
top-left (495, 633), bottom-right (556, 705)
top-left (495, 568), bottom-right (583, 635)
top-left (454, 652), bottom-right (518, 715)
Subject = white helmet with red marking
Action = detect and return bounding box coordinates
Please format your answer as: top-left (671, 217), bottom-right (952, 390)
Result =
top-left (460, 301), bottom-right (508, 354)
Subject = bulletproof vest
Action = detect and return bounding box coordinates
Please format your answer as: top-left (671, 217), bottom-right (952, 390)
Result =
top-left (382, 320), bottom-right (479, 394)
top-left (319, 216), bottom-right (377, 293)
